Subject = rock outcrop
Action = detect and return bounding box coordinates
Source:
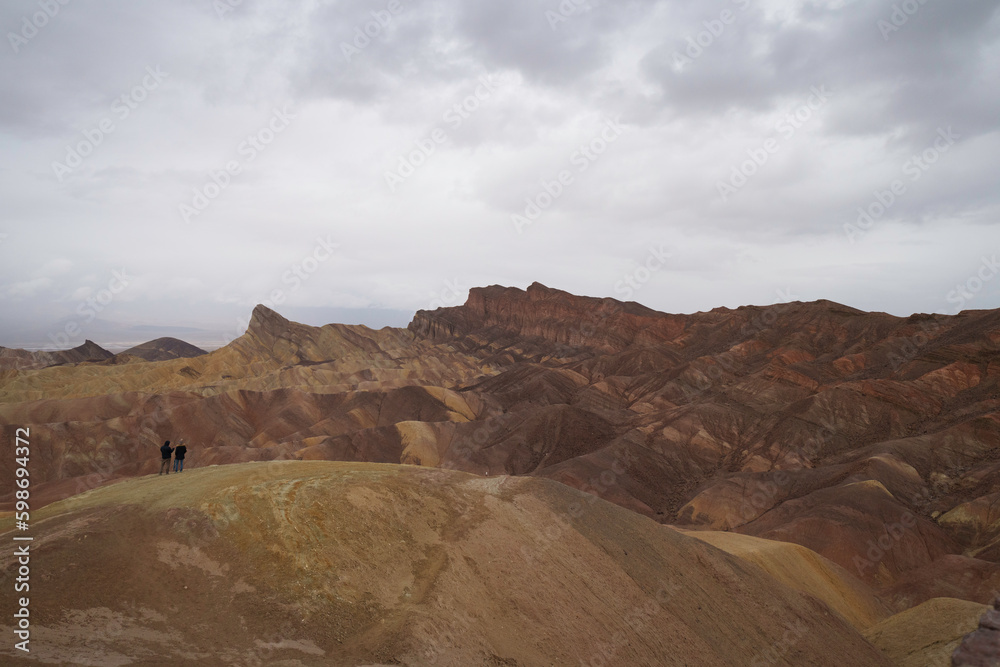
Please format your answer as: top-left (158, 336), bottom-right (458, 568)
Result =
top-left (0, 339), bottom-right (113, 370)
top-left (953, 595), bottom-right (1000, 666)
top-left (863, 597), bottom-right (988, 667)
top-left (120, 337), bottom-right (207, 362)
top-left (2, 283), bottom-right (999, 615)
top-left (409, 281), bottom-right (689, 351)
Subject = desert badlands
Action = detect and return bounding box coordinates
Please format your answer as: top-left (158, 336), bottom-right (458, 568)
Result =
top-left (2, 283), bottom-right (999, 665)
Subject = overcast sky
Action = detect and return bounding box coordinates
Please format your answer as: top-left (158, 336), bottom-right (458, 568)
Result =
top-left (2, 0), bottom-right (999, 349)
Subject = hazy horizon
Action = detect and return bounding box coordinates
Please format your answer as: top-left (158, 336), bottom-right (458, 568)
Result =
top-left (7, 280), bottom-right (999, 354)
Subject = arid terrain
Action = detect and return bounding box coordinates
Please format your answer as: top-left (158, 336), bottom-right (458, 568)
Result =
top-left (2, 461), bottom-right (897, 666)
top-left (2, 283), bottom-right (999, 665)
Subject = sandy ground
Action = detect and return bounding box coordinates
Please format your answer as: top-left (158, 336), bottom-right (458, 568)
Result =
top-left (1, 461), bottom-right (893, 666)
top-left (679, 528), bottom-right (892, 631)
top-left (863, 597), bottom-right (989, 667)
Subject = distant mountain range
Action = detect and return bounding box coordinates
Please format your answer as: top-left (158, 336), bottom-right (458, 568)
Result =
top-left (0, 337), bottom-right (206, 370)
top-left (0, 306), bottom-right (414, 352)
top-left (1, 282), bottom-right (998, 664)
top-left (119, 337), bottom-right (208, 362)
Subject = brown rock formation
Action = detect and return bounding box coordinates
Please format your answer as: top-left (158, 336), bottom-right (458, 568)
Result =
top-left (119, 337), bottom-right (207, 362)
top-left (0, 339), bottom-right (113, 370)
top-left (2, 283), bottom-right (999, 616)
top-left (953, 595), bottom-right (1000, 666)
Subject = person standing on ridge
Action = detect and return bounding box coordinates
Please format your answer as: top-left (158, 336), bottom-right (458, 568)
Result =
top-left (173, 440), bottom-right (187, 472)
top-left (159, 440), bottom-right (174, 475)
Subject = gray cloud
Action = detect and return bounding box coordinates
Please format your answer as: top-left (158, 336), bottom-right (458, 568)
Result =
top-left (1, 0), bottom-right (999, 349)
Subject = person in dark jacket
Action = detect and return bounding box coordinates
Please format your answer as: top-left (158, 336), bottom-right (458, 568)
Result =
top-left (159, 440), bottom-right (174, 475)
top-left (173, 440), bottom-right (187, 472)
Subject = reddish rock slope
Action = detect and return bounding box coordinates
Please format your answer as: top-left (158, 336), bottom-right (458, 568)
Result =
top-left (2, 283), bottom-right (999, 613)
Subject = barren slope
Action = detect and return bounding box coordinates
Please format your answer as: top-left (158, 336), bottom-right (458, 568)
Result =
top-left (680, 528), bottom-right (891, 631)
top-left (0, 462), bottom-right (891, 666)
top-left (863, 597), bottom-right (988, 667)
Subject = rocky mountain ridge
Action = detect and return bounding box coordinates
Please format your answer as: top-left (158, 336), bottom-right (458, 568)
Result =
top-left (0, 338), bottom-right (113, 370)
top-left (2, 284), bottom-right (999, 622)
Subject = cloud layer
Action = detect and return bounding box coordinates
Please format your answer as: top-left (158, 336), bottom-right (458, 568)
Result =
top-left (2, 0), bottom-right (999, 347)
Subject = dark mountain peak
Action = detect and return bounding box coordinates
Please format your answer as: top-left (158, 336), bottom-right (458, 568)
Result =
top-left (121, 337), bottom-right (207, 362)
top-left (249, 304), bottom-right (291, 333)
top-left (78, 339), bottom-right (112, 354)
top-left (61, 340), bottom-right (114, 363)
